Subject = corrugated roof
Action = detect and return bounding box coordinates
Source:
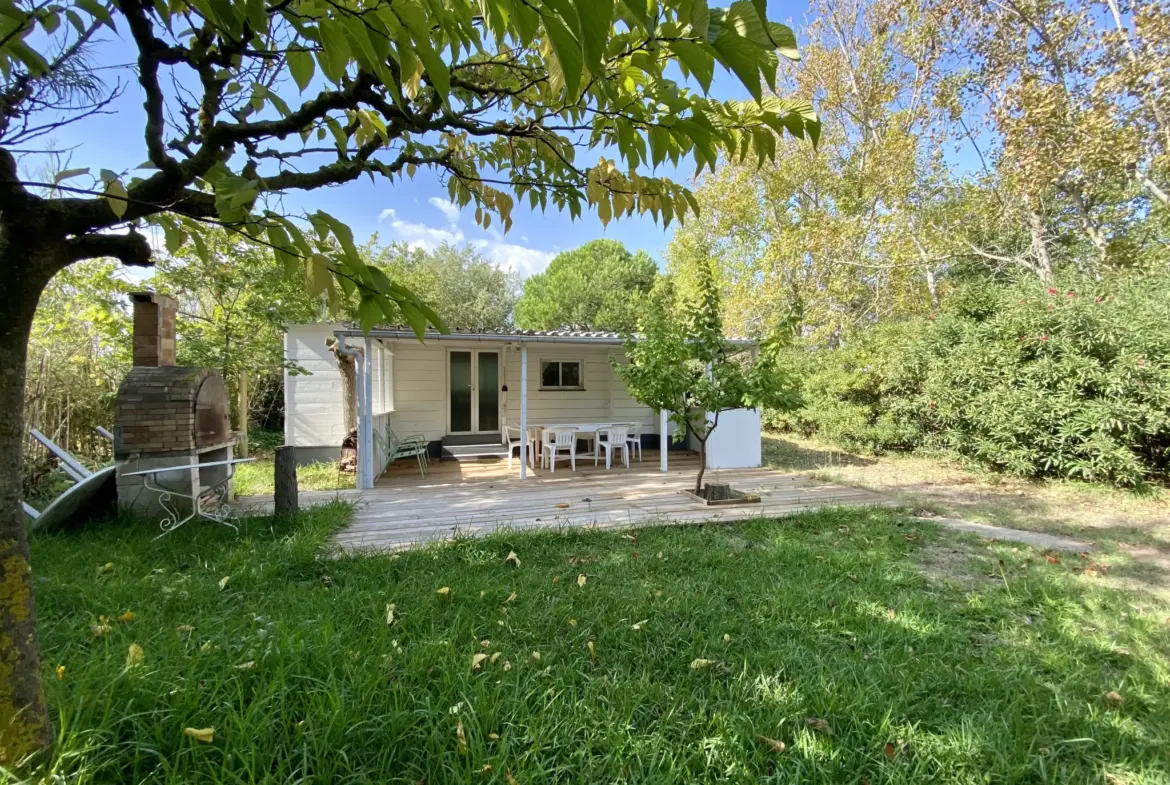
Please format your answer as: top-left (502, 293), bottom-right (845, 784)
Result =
top-left (324, 324), bottom-right (753, 346)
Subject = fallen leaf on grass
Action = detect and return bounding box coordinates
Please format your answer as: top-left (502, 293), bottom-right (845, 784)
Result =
top-left (568, 555), bottom-right (597, 566)
top-left (55, 665), bottom-right (65, 680)
top-left (1111, 646), bottom-right (1132, 657)
top-left (479, 764), bottom-right (493, 776)
top-left (96, 562), bottom-right (113, 575)
top-left (1045, 554), bottom-right (1061, 565)
top-left (200, 640), bottom-right (214, 653)
top-left (723, 634), bottom-right (730, 642)
top-left (90, 624), bottom-right (111, 638)
top-left (488, 732), bottom-right (500, 741)
top-left (176, 625), bottom-right (194, 633)
top-left (505, 551), bottom-right (521, 567)
top-left (490, 652), bottom-right (501, 663)
top-left (886, 609), bottom-right (897, 620)
top-left (757, 736), bottom-right (786, 753)
top-left (118, 610), bottom-right (136, 623)
top-left (656, 552), bottom-right (663, 559)
top-left (437, 586), bottom-right (451, 596)
top-left (847, 574), bottom-right (858, 582)
top-left (503, 660), bottom-right (512, 670)
top-left (577, 574), bottom-right (587, 588)
top-left (472, 653), bottom-right (489, 669)
top-left (505, 771), bottom-right (520, 785)
top-left (631, 620), bottom-right (648, 630)
top-left (883, 740), bottom-right (906, 761)
top-left (218, 576), bottom-right (230, 590)
top-left (480, 639), bottom-right (491, 648)
top-left (689, 658), bottom-right (717, 669)
top-left (623, 535), bottom-right (637, 542)
top-left (386, 604), bottom-right (396, 625)
top-left (529, 651), bottom-right (541, 661)
top-left (456, 719), bottom-right (468, 754)
top-left (1103, 691), bottom-right (1123, 708)
top-left (184, 727), bottom-right (215, 743)
top-left (903, 533), bottom-right (920, 542)
top-left (806, 718), bottom-right (832, 735)
top-left (587, 641), bottom-right (596, 658)
top-left (125, 643), bottom-right (145, 668)
top-left (506, 592), bottom-right (518, 603)
top-left (236, 661), bottom-right (256, 670)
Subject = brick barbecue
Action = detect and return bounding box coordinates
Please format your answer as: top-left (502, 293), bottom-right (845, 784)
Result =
top-left (114, 292), bottom-right (239, 514)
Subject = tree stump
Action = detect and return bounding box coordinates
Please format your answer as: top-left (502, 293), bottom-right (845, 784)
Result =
top-left (274, 446), bottom-right (299, 515)
top-left (705, 483), bottom-right (732, 501)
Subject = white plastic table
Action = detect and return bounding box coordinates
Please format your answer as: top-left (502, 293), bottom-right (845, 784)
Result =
top-left (122, 457), bottom-right (255, 538)
top-left (531, 423), bottom-right (621, 468)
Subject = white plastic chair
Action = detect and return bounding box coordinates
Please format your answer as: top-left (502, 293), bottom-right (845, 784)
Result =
top-left (505, 425), bottom-right (538, 470)
top-left (623, 422), bottom-right (643, 462)
top-left (596, 424), bottom-right (630, 469)
top-left (543, 427), bottom-right (578, 472)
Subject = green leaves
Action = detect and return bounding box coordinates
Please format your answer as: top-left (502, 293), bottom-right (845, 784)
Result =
top-left (287, 49), bottom-right (315, 92)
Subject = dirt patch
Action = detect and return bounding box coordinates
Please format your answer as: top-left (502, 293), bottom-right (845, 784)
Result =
top-left (765, 434), bottom-right (1170, 547)
top-left (917, 539), bottom-right (990, 587)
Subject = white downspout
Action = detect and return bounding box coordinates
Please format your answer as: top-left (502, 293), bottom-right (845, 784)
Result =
top-left (520, 345), bottom-right (528, 479)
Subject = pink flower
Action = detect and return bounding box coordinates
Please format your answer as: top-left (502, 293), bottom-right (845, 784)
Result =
top-left (1039, 334), bottom-right (1048, 342)
top-left (1066, 291), bottom-right (1075, 297)
top-left (927, 312), bottom-right (935, 320)
top-left (1047, 287), bottom-right (1057, 295)
top-left (1138, 357), bottom-right (1146, 366)
top-left (1019, 299), bottom-right (1027, 304)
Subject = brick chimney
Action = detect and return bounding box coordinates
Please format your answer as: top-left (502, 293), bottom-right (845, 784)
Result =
top-left (130, 292), bottom-right (177, 367)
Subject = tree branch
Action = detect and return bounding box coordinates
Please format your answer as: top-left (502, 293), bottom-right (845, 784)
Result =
top-left (63, 230), bottom-right (153, 266)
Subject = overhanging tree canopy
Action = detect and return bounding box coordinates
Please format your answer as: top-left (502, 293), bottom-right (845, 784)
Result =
top-left (0, 0), bottom-right (820, 765)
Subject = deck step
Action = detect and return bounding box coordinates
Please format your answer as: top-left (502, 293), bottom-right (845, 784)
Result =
top-left (441, 443), bottom-right (509, 461)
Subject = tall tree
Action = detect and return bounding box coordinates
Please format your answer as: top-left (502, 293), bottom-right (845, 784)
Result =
top-left (0, 0), bottom-right (819, 762)
top-left (671, 0), bottom-right (959, 341)
top-left (924, 0), bottom-right (1170, 272)
top-left (513, 239), bottom-right (659, 332)
top-left (364, 241), bottom-right (519, 331)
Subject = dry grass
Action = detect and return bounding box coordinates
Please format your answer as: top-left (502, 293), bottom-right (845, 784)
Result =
top-left (764, 432), bottom-right (1170, 597)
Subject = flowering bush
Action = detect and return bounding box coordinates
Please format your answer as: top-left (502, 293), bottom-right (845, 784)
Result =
top-left (780, 270), bottom-right (1170, 486)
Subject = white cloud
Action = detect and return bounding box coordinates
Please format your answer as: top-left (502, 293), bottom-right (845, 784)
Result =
top-left (472, 239), bottom-right (555, 278)
top-left (378, 208), bottom-right (464, 250)
top-left (427, 197), bottom-right (461, 223)
top-left (379, 208), bottom-right (554, 276)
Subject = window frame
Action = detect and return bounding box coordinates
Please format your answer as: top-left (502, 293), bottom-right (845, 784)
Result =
top-left (538, 358), bottom-right (585, 391)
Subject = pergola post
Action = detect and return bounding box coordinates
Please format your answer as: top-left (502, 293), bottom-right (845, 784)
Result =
top-left (519, 344), bottom-right (528, 479)
top-left (659, 408), bottom-right (668, 472)
top-left (361, 337), bottom-right (374, 489)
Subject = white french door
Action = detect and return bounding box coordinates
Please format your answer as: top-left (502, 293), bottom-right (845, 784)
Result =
top-left (447, 349), bottom-right (501, 436)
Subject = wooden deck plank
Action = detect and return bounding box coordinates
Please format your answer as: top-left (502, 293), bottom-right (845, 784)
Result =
top-left (233, 450), bottom-right (893, 550)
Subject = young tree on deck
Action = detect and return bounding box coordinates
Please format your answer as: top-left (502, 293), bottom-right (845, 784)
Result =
top-left (0, 0), bottom-right (820, 764)
top-left (615, 255), bottom-right (798, 496)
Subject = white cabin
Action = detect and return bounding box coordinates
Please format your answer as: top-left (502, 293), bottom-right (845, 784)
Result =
top-left (282, 324), bottom-right (762, 486)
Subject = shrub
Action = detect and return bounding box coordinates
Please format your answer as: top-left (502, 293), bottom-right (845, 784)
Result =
top-left (780, 270), bottom-right (1170, 486)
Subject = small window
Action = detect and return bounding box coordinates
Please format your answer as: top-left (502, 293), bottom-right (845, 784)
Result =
top-left (540, 360), bottom-right (584, 390)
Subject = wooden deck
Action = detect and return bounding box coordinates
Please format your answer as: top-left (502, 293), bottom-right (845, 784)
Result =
top-left (236, 450), bottom-right (894, 551)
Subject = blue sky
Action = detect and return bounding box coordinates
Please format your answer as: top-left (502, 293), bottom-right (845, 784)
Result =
top-left (37, 1), bottom-right (811, 278)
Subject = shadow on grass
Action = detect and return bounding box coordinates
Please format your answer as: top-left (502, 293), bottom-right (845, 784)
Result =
top-left (762, 434), bottom-right (878, 472)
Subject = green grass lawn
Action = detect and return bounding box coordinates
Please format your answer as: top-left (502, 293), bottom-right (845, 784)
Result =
top-left (232, 458), bottom-right (354, 496)
top-left (20, 505), bottom-right (1170, 784)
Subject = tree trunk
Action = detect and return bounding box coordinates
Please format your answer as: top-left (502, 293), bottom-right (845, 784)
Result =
top-left (273, 446), bottom-right (298, 515)
top-left (0, 243), bottom-right (58, 766)
top-left (326, 338), bottom-right (357, 435)
top-left (1025, 204), bottom-right (1054, 284)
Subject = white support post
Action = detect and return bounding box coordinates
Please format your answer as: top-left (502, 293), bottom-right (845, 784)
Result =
top-left (353, 347), bottom-right (366, 489)
top-left (519, 345), bottom-right (528, 479)
top-left (659, 408), bottom-right (668, 472)
top-left (363, 336), bottom-right (375, 489)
